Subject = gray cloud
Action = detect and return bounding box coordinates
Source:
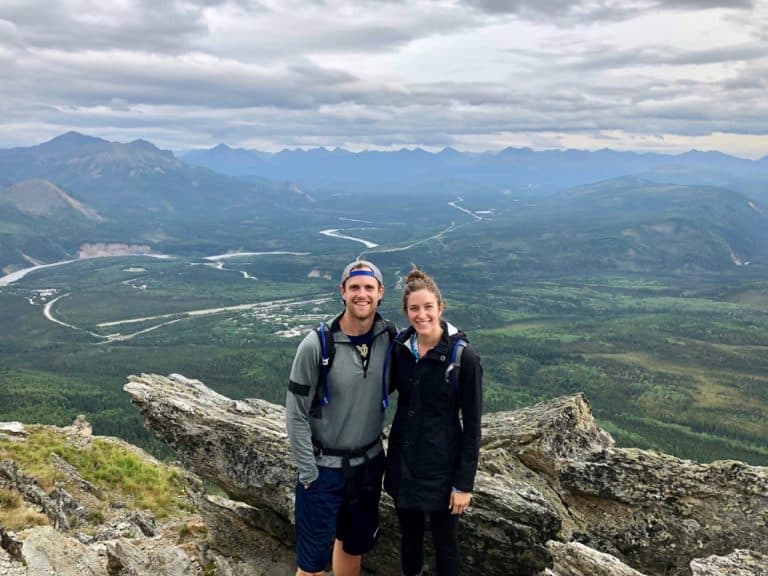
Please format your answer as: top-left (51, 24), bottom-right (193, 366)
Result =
top-left (0, 0), bottom-right (766, 157)
top-left (0, 1), bottom-right (212, 53)
top-left (461, 0), bottom-right (754, 22)
top-left (0, 0), bottom-right (471, 58)
top-left (499, 41), bottom-right (766, 82)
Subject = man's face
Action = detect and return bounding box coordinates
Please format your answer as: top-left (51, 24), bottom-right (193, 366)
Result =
top-left (340, 272), bottom-right (383, 322)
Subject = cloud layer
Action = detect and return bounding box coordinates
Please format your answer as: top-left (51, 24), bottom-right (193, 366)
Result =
top-left (1, 0), bottom-right (766, 157)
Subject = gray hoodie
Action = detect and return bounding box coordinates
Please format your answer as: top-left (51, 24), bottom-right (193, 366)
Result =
top-left (286, 312), bottom-right (393, 485)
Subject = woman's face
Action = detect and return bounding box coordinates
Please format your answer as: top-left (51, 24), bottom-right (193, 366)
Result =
top-left (406, 288), bottom-right (443, 340)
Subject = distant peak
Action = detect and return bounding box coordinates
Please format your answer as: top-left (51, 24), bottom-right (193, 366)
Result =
top-left (498, 146), bottom-right (534, 156)
top-left (127, 138), bottom-right (161, 151)
top-left (43, 131), bottom-right (109, 147)
top-left (678, 149), bottom-right (729, 159)
top-left (33, 132), bottom-right (112, 158)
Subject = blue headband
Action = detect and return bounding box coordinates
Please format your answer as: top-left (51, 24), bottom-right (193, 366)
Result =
top-left (349, 270), bottom-right (375, 278)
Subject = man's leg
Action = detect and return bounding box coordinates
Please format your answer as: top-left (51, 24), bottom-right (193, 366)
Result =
top-left (294, 467), bottom-right (346, 576)
top-left (331, 539), bottom-right (362, 576)
top-left (334, 452), bottom-right (385, 576)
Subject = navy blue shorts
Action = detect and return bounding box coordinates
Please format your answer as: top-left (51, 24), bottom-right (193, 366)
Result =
top-left (294, 451), bottom-right (384, 573)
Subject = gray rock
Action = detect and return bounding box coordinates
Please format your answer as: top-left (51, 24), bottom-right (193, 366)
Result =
top-left (125, 373), bottom-right (562, 575)
top-left (93, 511), bottom-right (159, 542)
top-left (124, 374), bottom-right (768, 576)
top-left (122, 511), bottom-right (157, 537)
top-left (542, 541), bottom-right (649, 575)
top-left (560, 449), bottom-right (768, 574)
top-left (0, 545), bottom-right (26, 576)
top-left (196, 493), bottom-right (298, 575)
top-left (0, 460), bottom-right (76, 531)
top-left (22, 525), bottom-right (108, 575)
top-left (103, 538), bottom-right (147, 575)
top-left (0, 528), bottom-right (23, 562)
top-left (690, 549), bottom-right (768, 576)
top-left (48, 486), bottom-right (88, 528)
top-left (476, 393), bottom-right (768, 576)
top-left (51, 453), bottom-right (101, 497)
top-left (0, 422), bottom-right (26, 442)
top-left (101, 538), bottom-right (198, 576)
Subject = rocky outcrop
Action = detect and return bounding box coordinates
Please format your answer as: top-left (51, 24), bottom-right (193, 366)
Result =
top-left (123, 373), bottom-right (561, 576)
top-left (2, 374), bottom-right (766, 576)
top-left (22, 526), bottom-right (107, 576)
top-left (0, 419), bottom-right (270, 576)
top-left (481, 401), bottom-right (768, 574)
top-left (0, 423), bottom-right (26, 442)
top-left (690, 550), bottom-right (768, 576)
top-left (0, 460), bottom-right (84, 531)
top-left (123, 373), bottom-right (768, 576)
top-left (560, 449), bottom-right (768, 574)
top-left (543, 541), bottom-right (647, 576)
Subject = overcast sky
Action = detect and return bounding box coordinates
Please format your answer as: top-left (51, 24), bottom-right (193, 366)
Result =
top-left (2, 0), bottom-right (767, 158)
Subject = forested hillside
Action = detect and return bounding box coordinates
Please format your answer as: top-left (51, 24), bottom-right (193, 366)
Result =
top-left (1, 135), bottom-right (766, 465)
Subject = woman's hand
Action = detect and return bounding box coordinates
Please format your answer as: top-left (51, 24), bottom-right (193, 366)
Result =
top-left (449, 490), bottom-right (471, 515)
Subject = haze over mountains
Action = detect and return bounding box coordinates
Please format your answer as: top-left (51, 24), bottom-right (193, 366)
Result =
top-left (1, 131), bottom-right (767, 278)
top-left (181, 140), bottom-right (768, 198)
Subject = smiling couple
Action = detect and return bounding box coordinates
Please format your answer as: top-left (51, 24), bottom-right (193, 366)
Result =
top-left (286, 260), bottom-right (483, 576)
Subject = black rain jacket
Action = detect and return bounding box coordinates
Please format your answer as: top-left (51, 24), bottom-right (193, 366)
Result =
top-left (384, 321), bottom-right (483, 511)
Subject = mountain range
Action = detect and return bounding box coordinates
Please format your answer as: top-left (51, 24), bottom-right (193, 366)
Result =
top-left (0, 133), bottom-right (307, 272)
top-left (2, 131), bottom-right (767, 278)
top-left (181, 141), bottom-right (768, 198)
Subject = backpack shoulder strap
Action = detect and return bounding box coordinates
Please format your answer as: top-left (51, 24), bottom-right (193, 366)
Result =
top-left (380, 324), bottom-right (405, 411)
top-left (382, 319), bottom-right (397, 340)
top-left (314, 322), bottom-right (333, 406)
top-left (444, 338), bottom-right (467, 392)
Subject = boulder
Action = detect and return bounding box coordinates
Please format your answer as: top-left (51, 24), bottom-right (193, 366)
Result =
top-left (690, 549), bottom-right (768, 576)
top-left (543, 541), bottom-right (648, 576)
top-left (21, 525), bottom-right (107, 576)
top-left (124, 373), bottom-right (768, 576)
top-left (124, 373), bottom-right (561, 575)
top-left (560, 449), bottom-right (768, 574)
top-left (0, 422), bottom-right (26, 442)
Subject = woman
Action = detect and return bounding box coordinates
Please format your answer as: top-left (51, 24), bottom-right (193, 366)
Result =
top-left (384, 268), bottom-right (483, 576)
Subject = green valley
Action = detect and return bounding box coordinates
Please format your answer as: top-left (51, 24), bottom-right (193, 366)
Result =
top-left (1, 136), bottom-right (767, 466)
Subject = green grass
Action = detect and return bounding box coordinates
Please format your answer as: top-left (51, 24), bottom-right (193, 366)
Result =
top-left (0, 427), bottom-right (188, 517)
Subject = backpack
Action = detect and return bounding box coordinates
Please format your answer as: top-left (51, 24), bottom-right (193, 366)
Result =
top-left (313, 319), bottom-right (397, 412)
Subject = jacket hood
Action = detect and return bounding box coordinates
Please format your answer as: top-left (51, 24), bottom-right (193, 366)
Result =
top-left (396, 320), bottom-right (468, 350)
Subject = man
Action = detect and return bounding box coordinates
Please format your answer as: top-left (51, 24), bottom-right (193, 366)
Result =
top-left (286, 260), bottom-right (395, 576)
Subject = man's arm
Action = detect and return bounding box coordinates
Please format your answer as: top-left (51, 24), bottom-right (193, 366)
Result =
top-left (286, 332), bottom-right (321, 486)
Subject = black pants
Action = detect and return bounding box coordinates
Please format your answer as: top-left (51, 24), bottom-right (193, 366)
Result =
top-left (396, 507), bottom-right (459, 576)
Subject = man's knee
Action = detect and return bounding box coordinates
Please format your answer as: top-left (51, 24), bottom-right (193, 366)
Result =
top-left (296, 570), bottom-right (326, 576)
